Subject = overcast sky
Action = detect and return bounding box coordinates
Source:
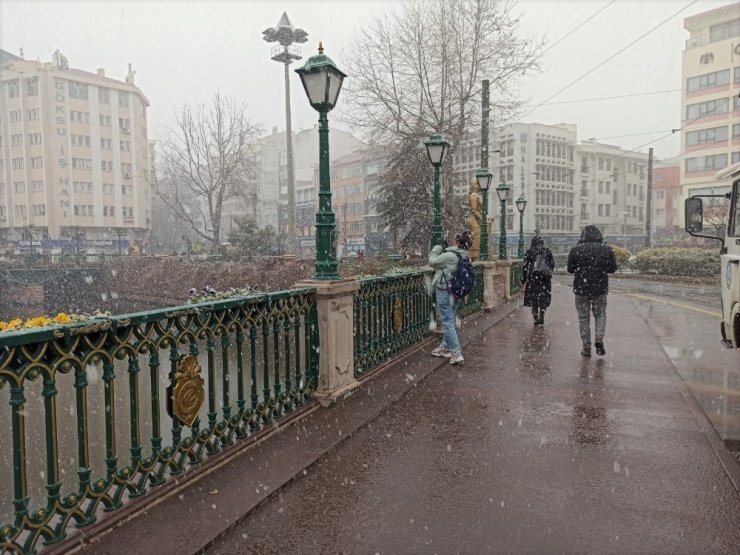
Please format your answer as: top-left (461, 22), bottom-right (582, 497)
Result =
top-left (1, 0), bottom-right (736, 159)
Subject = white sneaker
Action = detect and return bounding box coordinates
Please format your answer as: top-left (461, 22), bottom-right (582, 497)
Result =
top-left (455, 316), bottom-right (461, 329)
top-left (431, 346), bottom-right (452, 358)
top-left (449, 353), bottom-right (464, 365)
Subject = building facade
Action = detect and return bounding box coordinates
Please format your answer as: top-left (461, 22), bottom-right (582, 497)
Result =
top-left (651, 158), bottom-right (682, 232)
top-left (680, 3), bottom-right (740, 210)
top-left (0, 50), bottom-right (150, 251)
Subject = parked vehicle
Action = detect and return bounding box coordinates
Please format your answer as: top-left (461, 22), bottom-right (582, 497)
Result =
top-left (685, 161), bottom-right (740, 348)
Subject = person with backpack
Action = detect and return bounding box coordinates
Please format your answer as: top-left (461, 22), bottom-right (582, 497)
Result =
top-left (567, 225), bottom-right (618, 357)
top-left (428, 230), bottom-right (474, 365)
top-left (521, 235), bottom-right (555, 326)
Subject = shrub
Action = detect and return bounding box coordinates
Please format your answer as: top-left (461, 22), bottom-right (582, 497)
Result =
top-left (632, 247), bottom-right (719, 277)
top-left (610, 245), bottom-right (631, 268)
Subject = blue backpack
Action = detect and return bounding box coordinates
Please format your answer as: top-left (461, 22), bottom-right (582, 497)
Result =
top-left (447, 251), bottom-right (476, 300)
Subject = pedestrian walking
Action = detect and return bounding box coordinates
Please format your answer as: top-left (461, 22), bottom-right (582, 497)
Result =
top-left (521, 235), bottom-right (555, 326)
top-left (428, 231), bottom-right (472, 365)
top-left (567, 225), bottom-right (617, 357)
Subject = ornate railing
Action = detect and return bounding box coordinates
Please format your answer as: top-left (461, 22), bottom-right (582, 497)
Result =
top-left (353, 271), bottom-right (435, 376)
top-left (457, 266), bottom-right (484, 320)
top-left (0, 288), bottom-right (318, 554)
top-left (510, 260), bottom-right (523, 295)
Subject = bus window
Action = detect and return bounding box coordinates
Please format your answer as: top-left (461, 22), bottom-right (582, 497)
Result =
top-left (732, 178), bottom-right (740, 237)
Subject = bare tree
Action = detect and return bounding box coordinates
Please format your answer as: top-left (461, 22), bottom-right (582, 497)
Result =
top-left (703, 195), bottom-right (729, 238)
top-left (341, 0), bottom-right (541, 248)
top-left (156, 92), bottom-right (263, 248)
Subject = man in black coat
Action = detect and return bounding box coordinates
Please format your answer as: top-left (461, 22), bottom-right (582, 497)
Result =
top-left (567, 225), bottom-right (617, 357)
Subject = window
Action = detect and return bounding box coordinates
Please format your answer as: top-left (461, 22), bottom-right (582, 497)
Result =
top-left (119, 118), bottom-right (130, 130)
top-left (605, 204), bottom-right (610, 217)
top-left (30, 157), bottom-right (43, 169)
top-left (606, 159), bottom-right (611, 171)
top-left (72, 158), bottom-right (92, 170)
top-left (656, 190), bottom-right (665, 199)
top-left (9, 110), bottom-right (21, 122)
top-left (103, 183), bottom-right (114, 194)
top-left (12, 158), bottom-right (24, 170)
top-left (735, 66), bottom-right (740, 84)
top-left (686, 126), bottom-right (729, 146)
top-left (100, 138), bottom-right (112, 149)
top-left (613, 190), bottom-right (618, 204)
top-left (605, 182), bottom-right (611, 194)
top-left (120, 140), bottom-right (131, 151)
top-left (7, 80), bottom-right (19, 98)
top-left (99, 87), bottom-right (110, 103)
top-left (685, 153), bottom-right (728, 173)
top-left (99, 115), bottom-right (112, 127)
top-left (70, 111), bottom-right (90, 124)
top-left (732, 152), bottom-right (740, 164)
top-left (734, 124), bottom-right (740, 138)
top-left (686, 69), bottom-right (731, 92)
top-left (122, 184), bottom-right (133, 195)
top-left (598, 158), bottom-right (604, 170)
top-left (69, 81), bottom-right (89, 100)
top-left (31, 180), bottom-right (45, 192)
top-left (598, 181), bottom-right (604, 194)
top-left (103, 206), bottom-right (115, 217)
top-left (118, 91), bottom-right (129, 107)
top-left (709, 18), bottom-right (740, 43)
top-left (686, 98), bottom-right (729, 119)
top-left (13, 181), bottom-right (25, 193)
top-left (73, 181), bottom-right (93, 193)
top-left (27, 108), bottom-right (39, 121)
top-left (102, 161), bottom-right (113, 172)
top-left (598, 204), bottom-right (603, 216)
top-left (32, 204), bottom-right (46, 216)
top-left (11, 134), bottom-right (22, 146)
top-left (24, 77), bottom-right (39, 96)
top-left (28, 132), bottom-right (42, 145)
top-left (15, 205), bottom-right (27, 218)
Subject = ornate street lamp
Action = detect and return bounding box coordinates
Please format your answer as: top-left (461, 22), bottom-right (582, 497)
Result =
top-left (475, 169), bottom-right (493, 261)
top-left (495, 182), bottom-right (511, 260)
top-left (515, 195), bottom-right (527, 258)
top-left (424, 133), bottom-right (451, 249)
top-left (295, 42), bottom-right (346, 280)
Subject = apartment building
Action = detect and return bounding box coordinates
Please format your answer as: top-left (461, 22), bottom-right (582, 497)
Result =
top-left (651, 157), bottom-right (682, 232)
top-left (0, 50), bottom-right (150, 250)
top-left (576, 140), bottom-right (649, 244)
top-left (680, 3), bottom-right (740, 209)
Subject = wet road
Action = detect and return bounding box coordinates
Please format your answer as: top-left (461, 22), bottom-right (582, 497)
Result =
top-left (207, 285), bottom-right (740, 554)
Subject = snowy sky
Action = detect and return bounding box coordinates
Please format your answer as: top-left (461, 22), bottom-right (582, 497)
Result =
top-left (0, 0), bottom-right (735, 159)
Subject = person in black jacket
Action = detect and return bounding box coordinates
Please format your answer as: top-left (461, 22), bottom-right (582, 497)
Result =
top-left (521, 235), bottom-right (555, 326)
top-left (567, 225), bottom-right (617, 357)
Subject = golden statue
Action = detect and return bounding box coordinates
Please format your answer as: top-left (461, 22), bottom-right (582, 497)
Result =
top-left (127, 240), bottom-right (139, 256)
top-left (467, 178), bottom-right (482, 260)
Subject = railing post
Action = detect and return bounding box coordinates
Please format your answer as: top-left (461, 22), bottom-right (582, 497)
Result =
top-left (494, 260), bottom-right (515, 299)
top-left (477, 260), bottom-right (499, 311)
top-left (295, 278), bottom-right (361, 407)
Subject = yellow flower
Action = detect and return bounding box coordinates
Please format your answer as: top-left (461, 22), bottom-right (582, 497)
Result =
top-left (0, 322), bottom-right (7, 332)
top-left (8, 319), bottom-right (23, 330)
top-left (24, 317), bottom-right (52, 328)
top-left (54, 313), bottom-right (71, 324)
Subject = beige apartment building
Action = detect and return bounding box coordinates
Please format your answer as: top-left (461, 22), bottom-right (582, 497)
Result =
top-left (0, 49), bottom-right (150, 251)
top-left (680, 3), bottom-right (740, 210)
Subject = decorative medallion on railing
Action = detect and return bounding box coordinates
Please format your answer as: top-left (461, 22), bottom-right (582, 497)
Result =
top-left (168, 355), bottom-right (205, 427)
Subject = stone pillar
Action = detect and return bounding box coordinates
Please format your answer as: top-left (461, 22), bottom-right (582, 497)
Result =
top-left (494, 260), bottom-right (514, 299)
top-left (294, 279), bottom-right (361, 407)
top-left (476, 260), bottom-right (499, 312)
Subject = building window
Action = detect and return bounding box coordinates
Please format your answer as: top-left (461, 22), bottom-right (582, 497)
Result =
top-left (32, 204), bottom-right (46, 216)
top-left (99, 115), bottom-right (112, 127)
top-left (686, 98), bottom-right (729, 119)
top-left (72, 158), bottom-right (92, 170)
top-left (100, 138), bottom-right (112, 149)
top-left (118, 92), bottom-right (129, 107)
top-left (99, 87), bottom-right (110, 103)
top-left (15, 205), bottom-right (27, 218)
top-left (686, 69), bottom-right (731, 92)
top-left (613, 190), bottom-right (618, 204)
top-left (686, 125), bottom-right (729, 146)
top-left (605, 182), bottom-right (611, 194)
top-left (102, 161), bottom-right (113, 172)
top-left (103, 183), bottom-right (114, 194)
top-left (598, 204), bottom-right (603, 216)
top-left (709, 18), bottom-right (740, 43)
top-left (598, 181), bottom-right (603, 194)
top-left (30, 157), bottom-right (43, 169)
top-left (9, 110), bottom-right (21, 122)
top-left (31, 180), bottom-right (45, 192)
top-left (69, 81), bottom-right (89, 100)
top-left (12, 158), bottom-right (24, 170)
top-left (7, 80), bottom-right (20, 98)
top-left (685, 153), bottom-right (728, 173)
top-left (26, 108), bottom-right (39, 121)
top-left (103, 206), bottom-right (115, 217)
top-left (13, 181), bottom-right (25, 193)
top-left (11, 134), bottom-right (22, 146)
top-left (598, 158), bottom-right (604, 170)
top-left (28, 132), bottom-right (42, 145)
top-left (119, 118), bottom-right (130, 130)
top-left (24, 77), bottom-right (39, 96)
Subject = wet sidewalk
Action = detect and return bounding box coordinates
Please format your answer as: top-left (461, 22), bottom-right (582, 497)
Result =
top-left (207, 284), bottom-right (740, 554)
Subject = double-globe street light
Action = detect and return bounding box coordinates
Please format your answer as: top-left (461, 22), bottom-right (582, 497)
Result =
top-left (515, 195), bottom-right (527, 259)
top-left (295, 42), bottom-right (346, 280)
top-left (475, 169), bottom-right (493, 261)
top-left (424, 134), bottom-right (452, 249)
top-left (495, 182), bottom-right (511, 260)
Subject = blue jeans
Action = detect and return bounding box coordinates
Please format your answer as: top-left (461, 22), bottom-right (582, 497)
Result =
top-left (575, 294), bottom-right (607, 346)
top-left (436, 287), bottom-right (461, 355)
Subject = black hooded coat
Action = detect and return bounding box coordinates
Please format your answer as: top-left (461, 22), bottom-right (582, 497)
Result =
top-left (522, 236), bottom-right (555, 308)
top-left (567, 225), bottom-right (617, 296)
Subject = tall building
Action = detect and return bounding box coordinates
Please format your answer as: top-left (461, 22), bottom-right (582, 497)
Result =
top-left (0, 50), bottom-right (150, 251)
top-left (680, 3), bottom-right (740, 209)
top-left (496, 122), bottom-right (577, 241)
top-left (576, 140), bottom-right (648, 247)
top-left (651, 157), bottom-right (682, 233)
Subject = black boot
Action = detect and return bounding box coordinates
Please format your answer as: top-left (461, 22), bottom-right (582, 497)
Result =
top-left (538, 309), bottom-right (545, 326)
top-left (532, 308), bottom-right (539, 325)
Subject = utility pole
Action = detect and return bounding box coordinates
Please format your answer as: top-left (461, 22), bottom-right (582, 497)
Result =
top-left (263, 13), bottom-right (308, 255)
top-left (645, 147), bottom-right (654, 248)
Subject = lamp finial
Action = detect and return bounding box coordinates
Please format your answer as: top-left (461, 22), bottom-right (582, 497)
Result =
top-left (318, 41), bottom-right (324, 54)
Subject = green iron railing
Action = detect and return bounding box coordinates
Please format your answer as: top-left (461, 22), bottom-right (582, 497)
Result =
top-left (456, 266), bottom-right (484, 320)
top-left (0, 288), bottom-right (318, 554)
top-left (510, 260), bottom-right (523, 295)
top-left (353, 271), bottom-right (435, 376)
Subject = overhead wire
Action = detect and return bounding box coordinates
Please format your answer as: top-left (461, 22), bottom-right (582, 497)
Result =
top-left (539, 0), bottom-right (617, 57)
top-left (542, 89), bottom-right (680, 106)
top-left (520, 0), bottom-right (700, 119)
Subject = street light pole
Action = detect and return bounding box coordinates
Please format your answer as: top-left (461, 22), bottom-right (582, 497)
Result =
top-left (516, 196), bottom-right (528, 259)
top-left (424, 134), bottom-right (451, 250)
top-left (495, 183), bottom-right (511, 260)
top-left (476, 169), bottom-right (493, 261)
top-left (296, 42), bottom-right (346, 280)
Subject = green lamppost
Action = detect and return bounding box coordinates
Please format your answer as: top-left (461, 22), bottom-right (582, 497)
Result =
top-left (516, 195), bottom-right (527, 259)
top-left (296, 42), bottom-right (346, 280)
top-left (495, 182), bottom-right (511, 260)
top-left (424, 134), bottom-right (451, 249)
top-left (475, 169), bottom-right (493, 261)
